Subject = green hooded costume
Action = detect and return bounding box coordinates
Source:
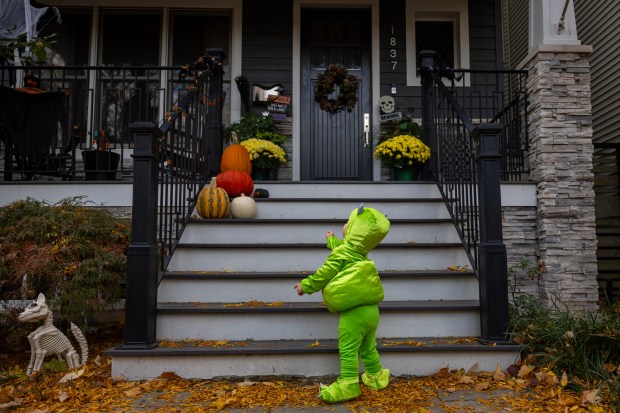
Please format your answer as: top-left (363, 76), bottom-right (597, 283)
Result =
top-left (300, 206), bottom-right (391, 403)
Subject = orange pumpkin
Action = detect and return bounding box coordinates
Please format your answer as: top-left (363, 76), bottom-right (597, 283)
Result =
top-left (221, 131), bottom-right (252, 175)
top-left (196, 177), bottom-right (230, 219)
top-left (216, 170), bottom-right (254, 198)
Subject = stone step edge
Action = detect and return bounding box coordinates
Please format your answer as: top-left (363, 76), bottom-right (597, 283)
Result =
top-left (162, 270), bottom-right (476, 280)
top-left (250, 197), bottom-right (445, 203)
top-left (105, 336), bottom-right (522, 357)
top-left (157, 300), bottom-right (480, 313)
top-left (175, 242), bottom-right (465, 249)
top-left (188, 218), bottom-right (454, 224)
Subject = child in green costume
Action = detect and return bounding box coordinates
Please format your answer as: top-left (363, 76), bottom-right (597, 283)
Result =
top-left (294, 205), bottom-right (391, 403)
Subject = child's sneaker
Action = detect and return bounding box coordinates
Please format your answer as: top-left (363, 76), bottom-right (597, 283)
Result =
top-left (319, 377), bottom-right (361, 403)
top-left (361, 368), bottom-right (390, 390)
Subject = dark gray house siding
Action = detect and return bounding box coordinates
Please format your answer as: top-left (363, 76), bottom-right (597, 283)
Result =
top-left (241, 1), bottom-right (293, 109)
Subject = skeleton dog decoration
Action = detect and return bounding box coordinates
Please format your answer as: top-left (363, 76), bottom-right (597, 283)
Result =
top-left (18, 293), bottom-right (88, 375)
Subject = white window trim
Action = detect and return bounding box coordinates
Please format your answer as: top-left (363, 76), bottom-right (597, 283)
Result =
top-left (406, 0), bottom-right (470, 87)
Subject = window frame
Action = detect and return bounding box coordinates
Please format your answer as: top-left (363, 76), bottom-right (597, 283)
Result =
top-left (406, 0), bottom-right (470, 87)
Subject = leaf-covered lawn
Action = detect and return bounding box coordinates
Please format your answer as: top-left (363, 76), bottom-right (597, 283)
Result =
top-left (0, 324), bottom-right (615, 413)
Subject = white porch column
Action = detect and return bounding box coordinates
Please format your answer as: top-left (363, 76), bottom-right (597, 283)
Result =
top-left (529, 0), bottom-right (581, 50)
top-left (520, 0), bottom-right (598, 311)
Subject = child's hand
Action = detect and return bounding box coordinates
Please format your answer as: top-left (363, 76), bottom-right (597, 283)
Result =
top-left (294, 283), bottom-right (304, 296)
top-left (325, 230), bottom-right (334, 239)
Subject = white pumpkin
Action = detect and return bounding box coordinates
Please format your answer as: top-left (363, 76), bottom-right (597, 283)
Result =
top-left (230, 193), bottom-right (257, 219)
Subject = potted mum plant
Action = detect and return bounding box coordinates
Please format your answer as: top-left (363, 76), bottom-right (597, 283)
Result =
top-left (240, 138), bottom-right (287, 180)
top-left (373, 134), bottom-right (431, 181)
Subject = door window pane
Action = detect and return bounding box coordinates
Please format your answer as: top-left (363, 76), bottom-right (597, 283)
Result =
top-left (100, 12), bottom-right (161, 65)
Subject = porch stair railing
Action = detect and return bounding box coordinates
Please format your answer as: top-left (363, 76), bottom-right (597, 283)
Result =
top-left (121, 50), bottom-right (225, 349)
top-left (419, 50), bottom-right (529, 343)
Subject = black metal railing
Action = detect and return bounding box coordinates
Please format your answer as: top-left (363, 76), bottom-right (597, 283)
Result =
top-left (122, 50), bottom-right (224, 348)
top-left (0, 63), bottom-right (195, 181)
top-left (420, 51), bottom-right (527, 342)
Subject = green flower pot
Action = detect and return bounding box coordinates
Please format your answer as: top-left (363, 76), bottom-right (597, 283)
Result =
top-left (393, 165), bottom-right (418, 181)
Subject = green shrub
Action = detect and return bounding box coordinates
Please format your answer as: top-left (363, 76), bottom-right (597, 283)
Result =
top-left (0, 197), bottom-right (130, 325)
top-left (224, 113), bottom-right (276, 143)
top-left (509, 295), bottom-right (620, 407)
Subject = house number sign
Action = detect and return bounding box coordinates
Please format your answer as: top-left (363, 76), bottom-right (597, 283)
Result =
top-left (389, 25), bottom-right (397, 70)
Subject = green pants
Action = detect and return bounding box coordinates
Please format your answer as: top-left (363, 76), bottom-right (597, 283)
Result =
top-left (338, 304), bottom-right (382, 379)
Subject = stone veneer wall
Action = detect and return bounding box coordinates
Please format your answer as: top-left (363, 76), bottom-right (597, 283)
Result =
top-left (502, 206), bottom-right (540, 300)
top-left (519, 45), bottom-right (599, 311)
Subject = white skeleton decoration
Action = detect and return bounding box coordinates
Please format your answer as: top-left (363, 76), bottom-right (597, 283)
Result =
top-left (379, 95), bottom-right (395, 114)
top-left (18, 293), bottom-right (88, 376)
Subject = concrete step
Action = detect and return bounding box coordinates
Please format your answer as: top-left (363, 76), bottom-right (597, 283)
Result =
top-left (247, 198), bottom-right (450, 219)
top-left (155, 301), bottom-right (481, 341)
top-left (182, 219), bottom-right (460, 244)
top-left (157, 271), bottom-right (478, 303)
top-left (167, 243), bottom-right (471, 272)
top-left (251, 182), bottom-right (441, 199)
top-left (107, 336), bottom-right (522, 380)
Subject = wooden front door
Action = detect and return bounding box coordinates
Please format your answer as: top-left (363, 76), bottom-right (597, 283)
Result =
top-left (300, 8), bottom-right (372, 180)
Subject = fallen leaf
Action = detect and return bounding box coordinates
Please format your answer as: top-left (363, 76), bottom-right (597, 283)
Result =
top-left (111, 375), bottom-right (126, 383)
top-left (560, 371), bottom-right (568, 387)
top-left (467, 362), bottom-right (479, 373)
top-left (581, 389), bottom-right (600, 404)
top-left (94, 355), bottom-right (101, 366)
top-left (445, 387), bottom-right (457, 393)
top-left (58, 390), bottom-right (68, 402)
top-left (493, 364), bottom-right (506, 381)
top-left (124, 387), bottom-right (141, 397)
top-left (58, 367), bottom-right (85, 383)
top-left (159, 371), bottom-right (182, 380)
top-left (24, 409), bottom-right (48, 413)
top-left (506, 364), bottom-right (520, 378)
top-left (458, 375), bottom-right (474, 384)
top-left (475, 381), bottom-right (490, 391)
top-left (0, 399), bottom-right (23, 409)
top-left (518, 365), bottom-right (533, 378)
top-left (237, 381), bottom-right (257, 387)
top-left (307, 340), bottom-right (320, 347)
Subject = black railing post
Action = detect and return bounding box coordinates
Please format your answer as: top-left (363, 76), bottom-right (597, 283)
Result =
top-left (204, 48), bottom-right (225, 178)
top-left (473, 123), bottom-right (510, 344)
top-left (121, 122), bottom-right (161, 349)
top-left (420, 50), bottom-right (436, 180)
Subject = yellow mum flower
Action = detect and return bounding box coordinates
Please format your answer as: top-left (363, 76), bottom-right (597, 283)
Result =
top-left (373, 135), bottom-right (430, 168)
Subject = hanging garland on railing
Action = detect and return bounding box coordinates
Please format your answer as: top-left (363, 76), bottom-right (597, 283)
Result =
top-left (314, 64), bottom-right (359, 113)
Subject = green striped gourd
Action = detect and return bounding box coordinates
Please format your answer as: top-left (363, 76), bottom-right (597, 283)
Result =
top-left (196, 177), bottom-right (230, 219)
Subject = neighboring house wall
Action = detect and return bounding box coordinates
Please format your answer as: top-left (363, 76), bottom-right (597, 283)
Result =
top-left (574, 0), bottom-right (620, 147)
top-left (574, 0), bottom-right (620, 300)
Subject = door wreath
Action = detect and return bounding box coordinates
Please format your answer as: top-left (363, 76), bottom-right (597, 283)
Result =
top-left (314, 64), bottom-right (359, 113)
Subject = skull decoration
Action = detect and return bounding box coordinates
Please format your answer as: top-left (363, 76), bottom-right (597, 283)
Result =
top-left (379, 95), bottom-right (395, 114)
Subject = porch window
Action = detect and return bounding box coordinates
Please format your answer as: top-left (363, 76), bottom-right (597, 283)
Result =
top-left (170, 11), bottom-right (232, 127)
top-left (38, 9), bottom-right (91, 66)
top-left (99, 11), bottom-right (162, 65)
top-left (415, 20), bottom-right (455, 69)
top-left (406, 0), bottom-right (470, 87)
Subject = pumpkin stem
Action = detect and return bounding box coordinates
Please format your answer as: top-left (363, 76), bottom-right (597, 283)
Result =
top-left (231, 131), bottom-right (239, 144)
top-left (210, 177), bottom-right (218, 188)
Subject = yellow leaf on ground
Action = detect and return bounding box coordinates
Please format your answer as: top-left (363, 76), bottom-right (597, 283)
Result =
top-left (561, 371), bottom-right (568, 387)
top-left (307, 340), bottom-right (320, 347)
